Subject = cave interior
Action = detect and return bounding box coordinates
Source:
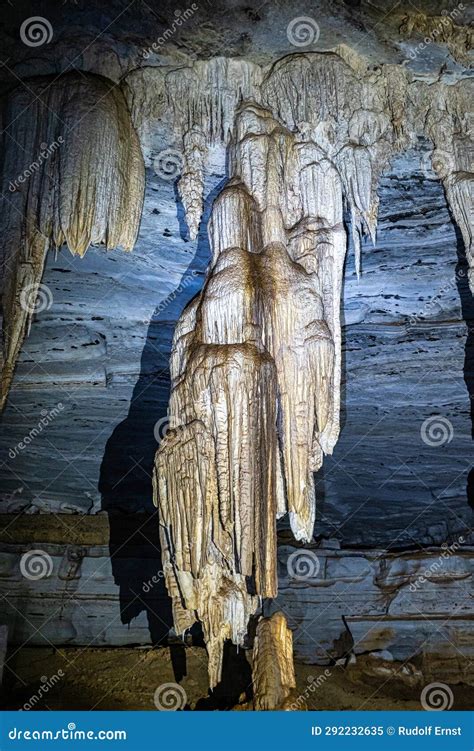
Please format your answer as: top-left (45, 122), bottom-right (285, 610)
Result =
top-left (0, 0), bottom-right (472, 712)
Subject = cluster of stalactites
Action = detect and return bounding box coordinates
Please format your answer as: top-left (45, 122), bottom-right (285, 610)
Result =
top-left (155, 52), bottom-right (410, 270)
top-left (0, 71), bottom-right (145, 409)
top-left (154, 101), bottom-right (348, 687)
top-left (420, 80), bottom-right (473, 292)
top-left (140, 52), bottom-right (471, 286)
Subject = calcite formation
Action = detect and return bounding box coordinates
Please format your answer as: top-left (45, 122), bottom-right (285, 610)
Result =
top-left (0, 72), bottom-right (144, 409)
top-left (252, 612), bottom-right (297, 710)
top-left (0, 42), bottom-right (471, 701)
top-left (153, 50), bottom-right (455, 688)
top-left (154, 51), bottom-right (417, 688)
top-left (124, 51), bottom-right (472, 286)
top-left (419, 81), bottom-right (473, 291)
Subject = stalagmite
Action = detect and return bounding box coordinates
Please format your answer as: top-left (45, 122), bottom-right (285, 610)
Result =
top-left (252, 612), bottom-right (297, 711)
top-left (0, 72), bottom-right (145, 409)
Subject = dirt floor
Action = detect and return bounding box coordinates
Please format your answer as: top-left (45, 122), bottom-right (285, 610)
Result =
top-left (2, 646), bottom-right (472, 711)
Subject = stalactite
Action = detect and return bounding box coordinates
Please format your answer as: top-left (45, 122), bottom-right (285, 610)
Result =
top-left (178, 127), bottom-right (207, 240)
top-left (0, 71), bottom-right (145, 409)
top-left (122, 67), bottom-right (166, 167)
top-left (420, 80), bottom-right (473, 291)
top-left (166, 58), bottom-right (262, 144)
top-left (1, 43), bottom-right (469, 706)
top-left (162, 51), bottom-right (410, 263)
top-left (155, 100), bottom-right (346, 686)
top-left (153, 51), bottom-right (435, 694)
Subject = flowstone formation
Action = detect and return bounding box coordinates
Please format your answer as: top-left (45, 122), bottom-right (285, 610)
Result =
top-left (154, 51), bottom-right (418, 697)
top-left (0, 72), bottom-right (145, 409)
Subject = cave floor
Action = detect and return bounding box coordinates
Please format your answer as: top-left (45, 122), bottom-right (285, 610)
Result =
top-left (3, 647), bottom-right (472, 711)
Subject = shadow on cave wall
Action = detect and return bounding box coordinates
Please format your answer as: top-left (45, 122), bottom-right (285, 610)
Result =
top-left (98, 178), bottom-right (226, 678)
top-left (454, 224), bottom-right (474, 510)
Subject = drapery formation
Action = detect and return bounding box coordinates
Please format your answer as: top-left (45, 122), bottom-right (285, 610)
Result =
top-left (0, 72), bottom-right (144, 409)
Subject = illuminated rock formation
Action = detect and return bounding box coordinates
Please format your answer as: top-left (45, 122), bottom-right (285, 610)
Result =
top-left (154, 52), bottom-right (418, 691)
top-left (155, 102), bottom-right (358, 686)
top-left (252, 612), bottom-right (297, 711)
top-left (0, 72), bottom-right (144, 409)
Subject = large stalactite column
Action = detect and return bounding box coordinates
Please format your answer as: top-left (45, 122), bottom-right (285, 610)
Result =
top-left (154, 101), bottom-right (347, 705)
